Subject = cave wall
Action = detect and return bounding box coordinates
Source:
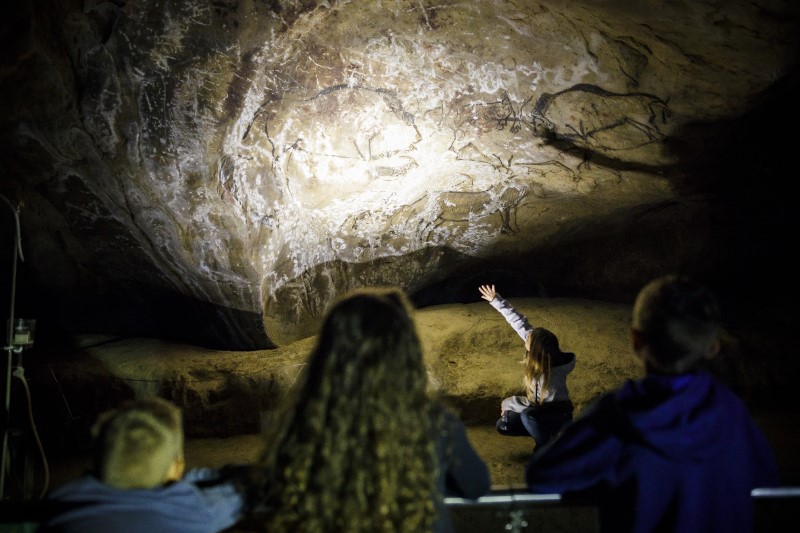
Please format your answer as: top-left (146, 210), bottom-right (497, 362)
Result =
top-left (0, 0), bottom-right (798, 350)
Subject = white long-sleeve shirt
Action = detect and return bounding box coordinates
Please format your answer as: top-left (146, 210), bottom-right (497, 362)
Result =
top-left (489, 295), bottom-right (575, 412)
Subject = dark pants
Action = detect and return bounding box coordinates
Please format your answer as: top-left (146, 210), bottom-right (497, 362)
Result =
top-left (496, 402), bottom-right (574, 447)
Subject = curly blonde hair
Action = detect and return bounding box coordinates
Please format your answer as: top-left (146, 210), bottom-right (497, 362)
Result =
top-left (249, 287), bottom-right (442, 532)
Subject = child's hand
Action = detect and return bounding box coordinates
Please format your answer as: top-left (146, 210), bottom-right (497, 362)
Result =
top-left (479, 284), bottom-right (497, 302)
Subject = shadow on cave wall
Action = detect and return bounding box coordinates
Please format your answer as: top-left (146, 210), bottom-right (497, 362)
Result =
top-left (417, 63), bottom-right (800, 327)
top-left (661, 64), bottom-right (799, 325)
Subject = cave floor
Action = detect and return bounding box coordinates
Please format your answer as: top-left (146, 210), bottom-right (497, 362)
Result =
top-left (15, 296), bottom-right (800, 499)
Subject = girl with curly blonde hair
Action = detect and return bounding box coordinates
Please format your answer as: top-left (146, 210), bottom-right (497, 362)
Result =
top-left (247, 287), bottom-right (490, 533)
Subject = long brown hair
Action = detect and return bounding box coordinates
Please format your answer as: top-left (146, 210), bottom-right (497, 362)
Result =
top-left (249, 287), bottom-right (441, 532)
top-left (523, 327), bottom-right (561, 405)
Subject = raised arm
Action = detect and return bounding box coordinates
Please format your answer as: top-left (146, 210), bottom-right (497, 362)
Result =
top-left (479, 285), bottom-right (532, 343)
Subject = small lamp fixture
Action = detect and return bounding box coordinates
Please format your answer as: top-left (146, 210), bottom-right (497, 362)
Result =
top-left (6, 318), bottom-right (36, 352)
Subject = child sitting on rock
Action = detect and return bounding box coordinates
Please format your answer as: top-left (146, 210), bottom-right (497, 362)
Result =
top-left (479, 284), bottom-right (576, 449)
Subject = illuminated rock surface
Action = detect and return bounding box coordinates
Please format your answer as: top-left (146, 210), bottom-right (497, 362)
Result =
top-left (1, 0), bottom-right (798, 350)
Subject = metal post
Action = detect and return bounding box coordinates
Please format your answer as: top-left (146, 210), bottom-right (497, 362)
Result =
top-left (1, 193), bottom-right (22, 500)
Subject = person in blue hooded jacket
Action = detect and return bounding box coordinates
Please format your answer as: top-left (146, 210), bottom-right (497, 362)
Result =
top-left (526, 274), bottom-right (779, 533)
top-left (41, 397), bottom-right (245, 533)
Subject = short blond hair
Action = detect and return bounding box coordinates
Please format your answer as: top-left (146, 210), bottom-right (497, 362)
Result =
top-left (91, 397), bottom-right (184, 489)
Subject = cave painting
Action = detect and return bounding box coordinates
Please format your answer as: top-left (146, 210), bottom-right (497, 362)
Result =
top-left (223, 77), bottom-right (670, 328)
top-left (235, 83), bottom-right (641, 254)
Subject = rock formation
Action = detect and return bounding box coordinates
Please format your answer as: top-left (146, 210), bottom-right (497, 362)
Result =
top-left (1, 0), bottom-right (798, 349)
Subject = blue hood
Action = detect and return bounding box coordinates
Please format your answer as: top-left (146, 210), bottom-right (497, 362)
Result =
top-left (612, 371), bottom-right (738, 462)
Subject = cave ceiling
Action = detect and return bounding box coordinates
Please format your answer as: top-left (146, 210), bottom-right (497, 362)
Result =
top-left (0, 0), bottom-right (798, 349)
